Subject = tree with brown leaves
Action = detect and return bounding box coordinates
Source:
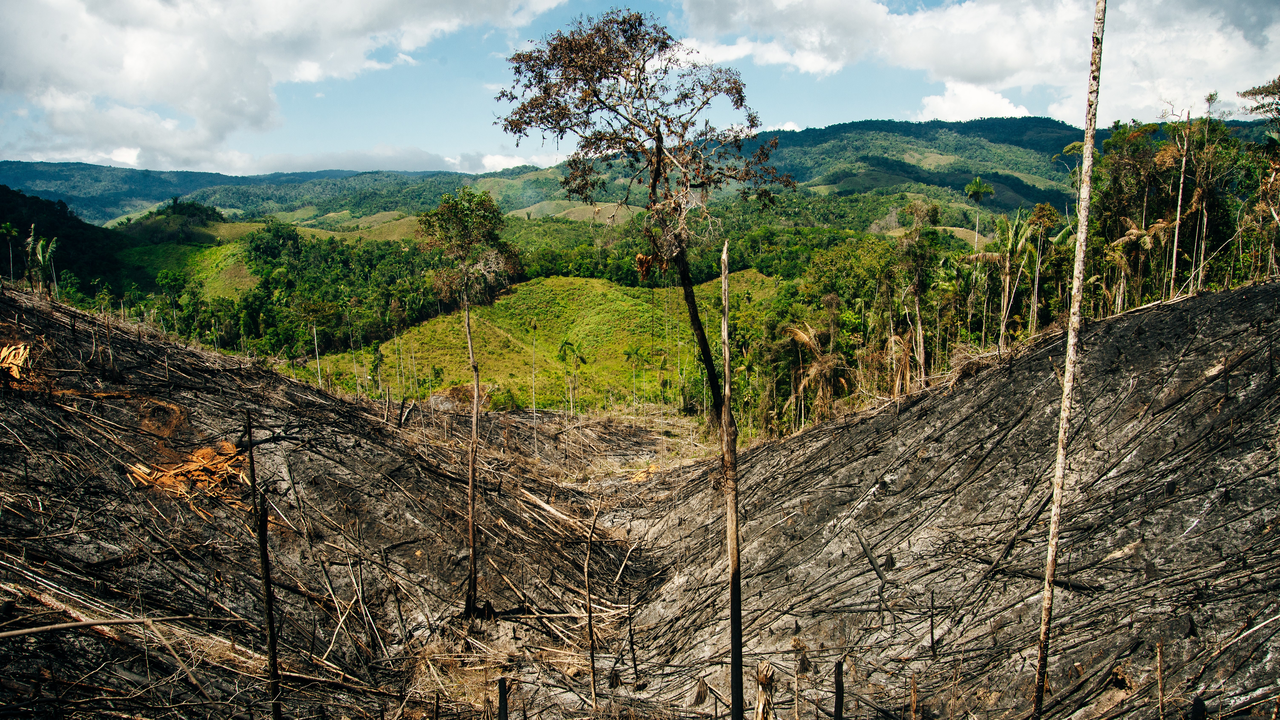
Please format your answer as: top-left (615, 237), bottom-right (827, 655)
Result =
top-left (497, 9), bottom-right (791, 428)
top-left (419, 186), bottom-right (520, 618)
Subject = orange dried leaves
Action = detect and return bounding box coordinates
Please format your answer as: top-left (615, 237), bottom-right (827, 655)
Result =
top-left (127, 441), bottom-right (250, 519)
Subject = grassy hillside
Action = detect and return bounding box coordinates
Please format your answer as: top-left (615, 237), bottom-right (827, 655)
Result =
top-left (298, 271), bottom-right (779, 413)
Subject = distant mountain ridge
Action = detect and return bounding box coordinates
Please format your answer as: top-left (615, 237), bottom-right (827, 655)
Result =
top-left (766, 116), bottom-right (1093, 157)
top-left (0, 161), bottom-right (370, 224)
top-left (1, 116), bottom-right (1268, 226)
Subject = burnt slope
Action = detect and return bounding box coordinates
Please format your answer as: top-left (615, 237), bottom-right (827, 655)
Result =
top-left (1, 281), bottom-right (1278, 720)
top-left (0, 289), bottom-right (663, 718)
top-left (626, 285), bottom-right (1280, 719)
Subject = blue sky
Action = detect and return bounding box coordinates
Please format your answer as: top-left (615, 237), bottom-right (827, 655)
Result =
top-left (1, 0), bottom-right (1275, 176)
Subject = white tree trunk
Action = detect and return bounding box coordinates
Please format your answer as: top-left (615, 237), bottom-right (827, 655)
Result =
top-left (1032, 0), bottom-right (1106, 715)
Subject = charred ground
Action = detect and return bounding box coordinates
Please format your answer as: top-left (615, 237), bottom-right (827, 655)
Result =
top-left (1, 282), bottom-right (1278, 719)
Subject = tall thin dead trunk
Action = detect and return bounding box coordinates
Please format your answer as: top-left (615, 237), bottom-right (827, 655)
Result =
top-left (1192, 207), bottom-right (1203, 288)
top-left (1030, 236), bottom-right (1044, 336)
top-left (1032, 0), bottom-right (1106, 716)
top-left (721, 237), bottom-right (743, 720)
top-left (531, 321), bottom-right (537, 458)
top-left (585, 509), bottom-right (599, 708)
top-left (465, 289), bottom-right (479, 617)
top-left (246, 411), bottom-right (283, 720)
top-left (914, 293), bottom-right (926, 383)
top-left (313, 325), bottom-right (322, 388)
top-left (1169, 114), bottom-right (1190, 299)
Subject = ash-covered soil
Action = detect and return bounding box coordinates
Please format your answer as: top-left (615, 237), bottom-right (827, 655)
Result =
top-left (626, 285), bottom-right (1280, 720)
top-left (0, 290), bottom-right (665, 718)
top-left (1, 282), bottom-right (1278, 720)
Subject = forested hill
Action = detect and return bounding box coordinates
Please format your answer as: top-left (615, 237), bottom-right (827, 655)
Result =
top-left (0, 117), bottom-right (1102, 225)
top-left (0, 161), bottom-right (369, 224)
top-left (769, 116), bottom-right (1090, 160)
top-left (756, 117), bottom-right (1087, 212)
top-left (0, 184), bottom-right (137, 288)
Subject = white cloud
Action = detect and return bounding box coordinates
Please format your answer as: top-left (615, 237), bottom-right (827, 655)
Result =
top-left (0, 0), bottom-right (568, 170)
top-left (223, 145), bottom-right (563, 175)
top-left (683, 0), bottom-right (890, 73)
top-left (477, 152), bottom-right (565, 172)
top-left (916, 82), bottom-right (1030, 122)
top-left (109, 147), bottom-right (141, 166)
top-left (685, 38), bottom-right (844, 75)
top-left (679, 0), bottom-right (1280, 125)
top-left (766, 121), bottom-right (801, 131)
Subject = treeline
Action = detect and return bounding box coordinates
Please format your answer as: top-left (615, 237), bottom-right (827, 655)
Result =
top-left (1083, 113), bottom-right (1279, 309)
top-left (709, 111), bottom-right (1280, 436)
top-left (119, 221), bottom-right (449, 359)
top-left (0, 184), bottom-right (136, 290)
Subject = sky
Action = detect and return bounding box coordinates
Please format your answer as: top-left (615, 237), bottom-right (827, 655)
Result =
top-left (0, 0), bottom-right (1275, 177)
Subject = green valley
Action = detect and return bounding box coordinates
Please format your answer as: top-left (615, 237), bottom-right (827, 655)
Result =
top-left (1, 113), bottom-right (1276, 439)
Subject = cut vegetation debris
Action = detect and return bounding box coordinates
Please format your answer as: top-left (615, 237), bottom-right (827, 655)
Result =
top-left (2, 278), bottom-right (1278, 718)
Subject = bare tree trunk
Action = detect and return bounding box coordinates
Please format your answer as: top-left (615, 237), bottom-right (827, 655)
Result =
top-left (313, 325), bottom-right (322, 388)
top-left (1169, 115), bottom-right (1190, 299)
top-left (246, 411), bottom-right (283, 720)
top-left (465, 291), bottom-right (479, 617)
top-left (677, 252), bottom-right (723, 427)
top-left (1032, 0), bottom-right (1106, 716)
top-left (1192, 207), bottom-right (1203, 288)
top-left (998, 265), bottom-right (1011, 351)
top-left (914, 293), bottom-right (926, 384)
top-left (531, 321), bottom-right (537, 458)
top-left (585, 509), bottom-right (599, 708)
top-left (754, 661), bottom-right (775, 720)
top-left (721, 238), bottom-right (743, 720)
top-left (1031, 237), bottom-right (1043, 336)
top-left (834, 659), bottom-right (844, 720)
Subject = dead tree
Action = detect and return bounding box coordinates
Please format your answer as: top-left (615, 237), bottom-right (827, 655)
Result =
top-left (1033, 0), bottom-right (1107, 715)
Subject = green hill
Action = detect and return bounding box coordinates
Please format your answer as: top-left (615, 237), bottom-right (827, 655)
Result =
top-left (298, 271), bottom-right (779, 414)
top-left (755, 118), bottom-right (1079, 212)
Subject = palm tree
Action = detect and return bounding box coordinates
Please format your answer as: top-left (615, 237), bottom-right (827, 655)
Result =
top-left (1026, 204), bottom-right (1065, 335)
top-left (782, 323), bottom-right (846, 422)
top-left (1108, 217), bottom-right (1169, 313)
top-left (930, 254), bottom-right (969, 370)
top-left (901, 201), bottom-right (938, 382)
top-left (557, 337), bottom-right (587, 416)
top-left (24, 226), bottom-right (58, 297)
top-left (964, 176), bottom-right (995, 243)
top-left (967, 211), bottom-right (1033, 351)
